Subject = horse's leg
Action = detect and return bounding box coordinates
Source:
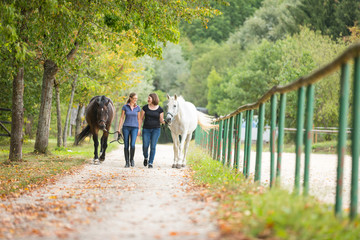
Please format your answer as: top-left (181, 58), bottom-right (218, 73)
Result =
top-left (171, 132), bottom-right (179, 168)
top-left (93, 130), bottom-right (100, 164)
top-left (182, 133), bottom-right (192, 167)
top-left (99, 131), bottom-right (109, 162)
top-left (177, 131), bottom-right (188, 169)
top-left (100, 135), bottom-right (104, 155)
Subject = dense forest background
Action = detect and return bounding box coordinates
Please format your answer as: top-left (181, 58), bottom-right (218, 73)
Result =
top-left (158, 0), bottom-right (360, 129)
top-left (1, 0), bottom-right (360, 148)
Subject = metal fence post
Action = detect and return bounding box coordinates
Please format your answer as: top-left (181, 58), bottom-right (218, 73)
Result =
top-left (295, 87), bottom-right (306, 195)
top-left (227, 116), bottom-right (234, 167)
top-left (243, 111), bottom-right (249, 176)
top-left (213, 126), bottom-right (218, 159)
top-left (222, 118), bottom-right (228, 165)
top-left (276, 93), bottom-right (286, 185)
top-left (350, 56), bottom-right (360, 220)
top-left (245, 110), bottom-right (253, 178)
top-left (335, 63), bottom-right (350, 217)
top-left (255, 103), bottom-right (265, 182)
top-left (270, 95), bottom-right (277, 187)
top-left (304, 84), bottom-right (315, 196)
top-left (217, 120), bottom-right (223, 161)
top-left (234, 113), bottom-right (242, 170)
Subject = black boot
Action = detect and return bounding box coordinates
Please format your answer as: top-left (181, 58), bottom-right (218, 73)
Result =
top-left (124, 148), bottom-right (130, 168)
top-left (130, 147), bottom-right (135, 167)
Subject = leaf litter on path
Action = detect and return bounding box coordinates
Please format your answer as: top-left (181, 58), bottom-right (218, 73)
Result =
top-left (0, 144), bottom-right (219, 240)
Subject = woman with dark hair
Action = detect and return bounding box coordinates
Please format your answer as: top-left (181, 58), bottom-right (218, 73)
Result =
top-left (117, 93), bottom-right (141, 168)
top-left (140, 93), bottom-right (165, 168)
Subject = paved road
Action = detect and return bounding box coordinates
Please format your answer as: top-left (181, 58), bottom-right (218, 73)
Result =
top-left (0, 144), bottom-right (219, 240)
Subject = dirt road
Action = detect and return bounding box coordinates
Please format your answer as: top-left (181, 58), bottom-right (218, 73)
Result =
top-left (239, 151), bottom-right (357, 209)
top-left (0, 144), bottom-right (219, 240)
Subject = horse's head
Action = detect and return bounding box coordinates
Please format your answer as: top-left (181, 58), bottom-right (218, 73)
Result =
top-left (95, 96), bottom-right (112, 130)
top-left (166, 94), bottom-right (179, 124)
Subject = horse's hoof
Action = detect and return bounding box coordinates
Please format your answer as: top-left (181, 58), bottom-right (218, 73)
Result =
top-left (93, 159), bottom-right (100, 165)
top-left (176, 164), bottom-right (181, 169)
top-left (172, 164), bottom-right (176, 168)
top-left (181, 164), bottom-right (186, 168)
top-left (99, 158), bottom-right (105, 163)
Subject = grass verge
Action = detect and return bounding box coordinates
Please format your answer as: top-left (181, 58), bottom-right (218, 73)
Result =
top-left (0, 137), bottom-right (119, 198)
top-left (187, 143), bottom-right (360, 240)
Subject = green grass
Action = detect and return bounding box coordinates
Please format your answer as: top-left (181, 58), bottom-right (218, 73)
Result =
top-left (0, 136), bottom-right (119, 197)
top-left (187, 143), bottom-right (360, 240)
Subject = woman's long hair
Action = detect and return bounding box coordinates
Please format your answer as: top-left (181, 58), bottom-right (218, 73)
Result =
top-left (126, 92), bottom-right (137, 104)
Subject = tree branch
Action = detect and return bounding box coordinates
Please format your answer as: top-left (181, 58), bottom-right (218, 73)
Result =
top-left (91, 21), bottom-right (126, 38)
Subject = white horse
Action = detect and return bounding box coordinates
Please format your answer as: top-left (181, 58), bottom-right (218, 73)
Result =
top-left (165, 94), bottom-right (216, 168)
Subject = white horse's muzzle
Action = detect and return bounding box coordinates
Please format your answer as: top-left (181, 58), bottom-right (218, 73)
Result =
top-left (166, 112), bottom-right (174, 124)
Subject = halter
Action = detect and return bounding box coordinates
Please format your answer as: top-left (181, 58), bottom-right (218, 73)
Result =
top-left (167, 112), bottom-right (175, 118)
top-left (98, 119), bottom-right (107, 128)
top-left (167, 100), bottom-right (179, 118)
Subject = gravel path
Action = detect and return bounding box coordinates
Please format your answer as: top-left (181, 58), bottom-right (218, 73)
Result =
top-left (242, 151), bottom-right (358, 209)
top-left (0, 144), bottom-right (219, 240)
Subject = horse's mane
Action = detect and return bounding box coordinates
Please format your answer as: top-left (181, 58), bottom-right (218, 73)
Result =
top-left (89, 95), bottom-right (113, 108)
top-left (170, 95), bottom-right (217, 132)
top-left (176, 96), bottom-right (186, 104)
top-left (175, 96), bottom-right (186, 117)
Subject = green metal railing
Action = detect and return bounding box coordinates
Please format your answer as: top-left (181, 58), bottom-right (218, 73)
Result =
top-left (195, 43), bottom-right (360, 220)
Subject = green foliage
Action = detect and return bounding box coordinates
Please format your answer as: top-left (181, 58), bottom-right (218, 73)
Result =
top-left (298, 0), bottom-right (360, 39)
top-left (180, 0), bottom-right (264, 43)
top-left (216, 39), bottom-right (284, 115)
top-left (206, 67), bottom-right (225, 115)
top-left (228, 0), bottom-right (302, 47)
top-left (123, 56), bottom-right (156, 107)
top-left (211, 27), bottom-right (348, 126)
top-left (1, 0), bottom-right (223, 142)
top-left (153, 42), bottom-right (190, 95)
top-left (183, 41), bottom-right (242, 107)
top-left (102, 0), bottom-right (224, 58)
top-left (187, 144), bottom-right (360, 240)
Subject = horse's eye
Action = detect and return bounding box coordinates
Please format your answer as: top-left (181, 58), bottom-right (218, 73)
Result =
top-left (173, 105), bottom-right (176, 107)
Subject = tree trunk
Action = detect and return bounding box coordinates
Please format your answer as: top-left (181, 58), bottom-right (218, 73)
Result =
top-left (25, 115), bottom-right (34, 138)
top-left (63, 74), bottom-right (78, 147)
top-left (9, 67), bottom-right (24, 161)
top-left (54, 78), bottom-right (62, 148)
top-left (34, 60), bottom-right (58, 153)
top-left (114, 104), bottom-right (120, 132)
top-left (74, 103), bottom-right (83, 136)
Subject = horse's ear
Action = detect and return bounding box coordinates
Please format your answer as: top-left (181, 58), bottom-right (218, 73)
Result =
top-left (174, 94), bottom-right (177, 100)
top-left (96, 97), bottom-right (101, 105)
top-left (166, 94), bottom-right (170, 100)
top-left (105, 99), bottom-right (110, 106)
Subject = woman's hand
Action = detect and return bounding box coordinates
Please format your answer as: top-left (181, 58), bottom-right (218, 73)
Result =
top-left (117, 131), bottom-right (123, 141)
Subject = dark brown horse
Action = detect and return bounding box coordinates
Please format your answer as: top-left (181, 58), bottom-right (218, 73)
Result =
top-left (75, 95), bottom-right (115, 164)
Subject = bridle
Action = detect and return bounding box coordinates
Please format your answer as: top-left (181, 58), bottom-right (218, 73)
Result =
top-left (167, 101), bottom-right (179, 121)
top-left (98, 119), bottom-right (107, 131)
top-left (167, 111), bottom-right (175, 118)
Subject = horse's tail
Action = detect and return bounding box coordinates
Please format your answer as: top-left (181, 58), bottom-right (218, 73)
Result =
top-left (197, 111), bottom-right (218, 132)
top-left (75, 125), bottom-right (91, 145)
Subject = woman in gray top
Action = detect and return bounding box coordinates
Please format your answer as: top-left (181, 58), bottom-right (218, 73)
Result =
top-left (117, 93), bottom-right (141, 168)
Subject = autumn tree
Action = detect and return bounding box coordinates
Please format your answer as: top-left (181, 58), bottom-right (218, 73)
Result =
top-left (1, 2), bottom-right (37, 160)
top-left (1, 0), bottom-right (226, 156)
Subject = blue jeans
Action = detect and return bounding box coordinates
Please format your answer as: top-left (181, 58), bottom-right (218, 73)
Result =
top-left (142, 128), bottom-right (161, 165)
top-left (122, 126), bottom-right (138, 150)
